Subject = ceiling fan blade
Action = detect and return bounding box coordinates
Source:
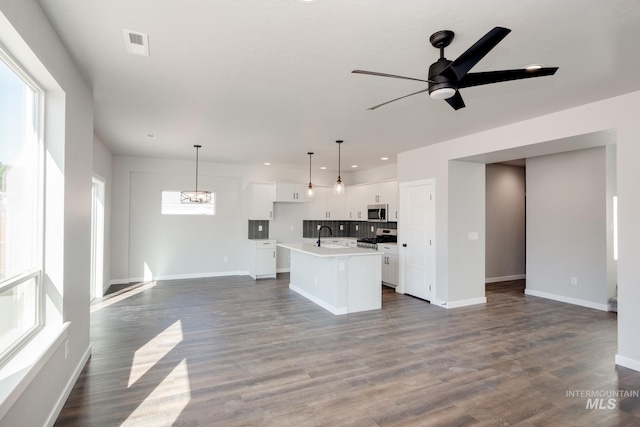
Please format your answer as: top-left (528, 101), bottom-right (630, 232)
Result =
top-left (367, 88), bottom-right (430, 110)
top-left (445, 91), bottom-right (465, 110)
top-left (448, 27), bottom-right (511, 81)
top-left (352, 70), bottom-right (433, 84)
top-left (458, 67), bottom-right (559, 88)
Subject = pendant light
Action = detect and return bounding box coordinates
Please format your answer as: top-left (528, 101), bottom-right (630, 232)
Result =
top-left (181, 144), bottom-right (212, 204)
top-left (307, 152), bottom-right (314, 197)
top-left (333, 140), bottom-right (344, 194)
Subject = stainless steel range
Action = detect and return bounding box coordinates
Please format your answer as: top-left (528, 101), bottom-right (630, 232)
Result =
top-left (357, 228), bottom-right (397, 249)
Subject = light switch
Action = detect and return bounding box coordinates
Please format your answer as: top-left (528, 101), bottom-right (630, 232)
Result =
top-left (468, 232), bottom-right (478, 240)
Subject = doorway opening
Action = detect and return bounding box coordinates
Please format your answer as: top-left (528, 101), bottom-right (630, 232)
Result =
top-left (91, 176), bottom-right (105, 301)
top-left (485, 160), bottom-right (526, 292)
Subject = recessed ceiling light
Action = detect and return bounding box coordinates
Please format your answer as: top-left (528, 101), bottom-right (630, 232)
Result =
top-left (351, 165), bottom-right (358, 168)
top-left (381, 157), bottom-right (389, 161)
top-left (296, 0), bottom-right (320, 3)
top-left (320, 166), bottom-right (327, 170)
top-left (264, 162), bottom-right (271, 166)
top-left (525, 64), bottom-right (543, 70)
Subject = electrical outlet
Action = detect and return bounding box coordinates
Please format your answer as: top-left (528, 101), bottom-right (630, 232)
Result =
top-left (371, 226), bottom-right (374, 232)
top-left (317, 225), bottom-right (321, 230)
top-left (571, 277), bottom-right (578, 285)
top-left (258, 225), bottom-right (263, 231)
top-left (340, 224), bottom-right (344, 230)
top-left (339, 262), bottom-right (345, 271)
top-left (223, 256), bottom-right (228, 263)
top-left (355, 225), bottom-right (359, 231)
top-left (468, 232), bottom-right (479, 240)
top-left (314, 276), bottom-right (318, 284)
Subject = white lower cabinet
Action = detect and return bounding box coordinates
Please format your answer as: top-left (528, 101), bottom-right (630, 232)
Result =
top-left (248, 240), bottom-right (276, 279)
top-left (378, 244), bottom-right (398, 287)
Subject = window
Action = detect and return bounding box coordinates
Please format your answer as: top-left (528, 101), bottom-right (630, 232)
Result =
top-left (161, 190), bottom-right (215, 215)
top-left (0, 49), bottom-right (43, 364)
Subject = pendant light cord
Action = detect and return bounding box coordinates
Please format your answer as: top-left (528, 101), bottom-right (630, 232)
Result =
top-left (194, 144), bottom-right (200, 192)
top-left (337, 140), bottom-right (342, 180)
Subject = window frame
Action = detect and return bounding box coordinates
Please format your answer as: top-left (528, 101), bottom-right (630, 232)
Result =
top-left (0, 46), bottom-right (45, 367)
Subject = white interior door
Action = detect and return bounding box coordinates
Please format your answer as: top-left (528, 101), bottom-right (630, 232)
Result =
top-left (399, 180), bottom-right (434, 301)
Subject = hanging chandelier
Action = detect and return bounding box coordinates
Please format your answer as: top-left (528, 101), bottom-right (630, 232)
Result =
top-left (307, 152), bottom-right (314, 197)
top-left (181, 144), bottom-right (212, 204)
top-left (333, 140), bottom-right (344, 194)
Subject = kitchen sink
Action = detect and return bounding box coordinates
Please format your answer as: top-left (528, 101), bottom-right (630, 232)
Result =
top-left (318, 243), bottom-right (345, 249)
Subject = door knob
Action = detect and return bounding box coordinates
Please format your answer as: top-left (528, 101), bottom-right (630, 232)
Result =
top-left (402, 243), bottom-right (407, 247)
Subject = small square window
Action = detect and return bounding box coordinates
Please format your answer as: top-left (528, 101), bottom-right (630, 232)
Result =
top-left (161, 191), bottom-right (215, 215)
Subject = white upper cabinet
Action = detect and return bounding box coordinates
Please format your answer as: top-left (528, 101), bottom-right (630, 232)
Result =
top-left (363, 180), bottom-right (397, 205)
top-left (275, 182), bottom-right (311, 203)
top-left (308, 186), bottom-right (347, 220)
top-left (347, 185), bottom-right (366, 220)
top-left (350, 180), bottom-right (398, 222)
top-left (246, 182), bottom-right (276, 220)
top-left (379, 180), bottom-right (399, 221)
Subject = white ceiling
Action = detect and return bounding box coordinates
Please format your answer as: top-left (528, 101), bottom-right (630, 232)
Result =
top-left (38, 0), bottom-right (640, 172)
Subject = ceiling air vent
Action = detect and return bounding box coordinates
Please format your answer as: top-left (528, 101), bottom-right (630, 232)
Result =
top-left (123, 29), bottom-right (150, 57)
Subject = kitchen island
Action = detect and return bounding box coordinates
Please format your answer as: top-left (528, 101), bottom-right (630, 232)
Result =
top-left (277, 242), bottom-right (382, 315)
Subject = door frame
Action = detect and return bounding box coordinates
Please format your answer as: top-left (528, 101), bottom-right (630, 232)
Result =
top-left (398, 179), bottom-right (436, 300)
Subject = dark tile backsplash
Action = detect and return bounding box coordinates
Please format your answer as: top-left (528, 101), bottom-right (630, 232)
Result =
top-left (249, 218), bottom-right (396, 240)
top-left (302, 220), bottom-right (397, 239)
top-left (248, 220), bottom-right (269, 239)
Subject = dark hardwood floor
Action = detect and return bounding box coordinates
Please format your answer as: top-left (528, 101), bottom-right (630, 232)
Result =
top-left (55, 276), bottom-right (640, 426)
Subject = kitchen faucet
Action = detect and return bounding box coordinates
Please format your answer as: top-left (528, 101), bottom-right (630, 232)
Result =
top-left (317, 226), bottom-right (332, 247)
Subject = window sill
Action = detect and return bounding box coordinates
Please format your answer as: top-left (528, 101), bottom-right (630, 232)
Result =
top-left (0, 322), bottom-right (69, 420)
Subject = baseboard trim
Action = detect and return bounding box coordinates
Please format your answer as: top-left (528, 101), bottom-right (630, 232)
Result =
top-left (485, 274), bottom-right (526, 283)
top-left (108, 271), bottom-right (248, 286)
top-left (289, 284), bottom-right (347, 315)
top-left (615, 355), bottom-right (640, 373)
top-left (276, 268), bottom-right (291, 273)
top-left (524, 289), bottom-right (609, 311)
top-left (445, 297), bottom-right (487, 309)
top-left (46, 345), bottom-right (91, 427)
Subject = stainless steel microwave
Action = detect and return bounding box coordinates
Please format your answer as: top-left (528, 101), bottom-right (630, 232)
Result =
top-left (367, 204), bottom-right (388, 222)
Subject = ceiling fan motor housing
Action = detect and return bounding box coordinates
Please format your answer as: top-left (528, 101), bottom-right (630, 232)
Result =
top-left (428, 58), bottom-right (457, 99)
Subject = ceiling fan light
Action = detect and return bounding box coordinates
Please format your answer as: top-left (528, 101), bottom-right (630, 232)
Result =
top-left (430, 87), bottom-right (456, 100)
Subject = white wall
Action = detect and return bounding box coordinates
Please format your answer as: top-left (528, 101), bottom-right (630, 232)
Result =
top-left (129, 171), bottom-right (243, 280)
top-left (0, 0), bottom-right (93, 425)
top-left (485, 164), bottom-right (526, 281)
top-left (271, 202), bottom-right (309, 271)
top-left (110, 155), bottom-right (349, 283)
top-left (447, 160), bottom-right (485, 304)
top-left (397, 91), bottom-right (640, 371)
top-left (526, 147), bottom-right (609, 310)
top-left (350, 163), bottom-right (397, 185)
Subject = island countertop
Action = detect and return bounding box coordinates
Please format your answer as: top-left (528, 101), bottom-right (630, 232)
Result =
top-left (277, 242), bottom-right (379, 258)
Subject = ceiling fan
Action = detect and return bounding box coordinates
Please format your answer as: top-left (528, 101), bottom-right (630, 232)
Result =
top-left (353, 26), bottom-right (558, 110)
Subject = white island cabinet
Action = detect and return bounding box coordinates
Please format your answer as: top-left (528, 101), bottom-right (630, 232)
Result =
top-left (277, 243), bottom-right (382, 315)
top-left (247, 239), bottom-right (276, 279)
